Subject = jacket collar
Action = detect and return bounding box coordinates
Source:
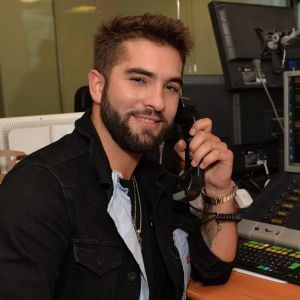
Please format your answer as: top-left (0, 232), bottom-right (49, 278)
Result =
top-left (75, 111), bottom-right (112, 187)
top-left (135, 156), bottom-right (175, 212)
top-left (74, 111), bottom-right (172, 203)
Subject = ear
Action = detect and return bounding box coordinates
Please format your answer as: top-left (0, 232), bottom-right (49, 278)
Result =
top-left (88, 69), bottom-right (105, 104)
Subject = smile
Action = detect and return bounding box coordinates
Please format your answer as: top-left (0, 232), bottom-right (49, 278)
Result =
top-left (135, 116), bottom-right (160, 123)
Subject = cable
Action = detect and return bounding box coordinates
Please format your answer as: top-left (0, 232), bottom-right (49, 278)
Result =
top-left (262, 160), bottom-right (271, 187)
top-left (281, 47), bottom-right (287, 69)
top-left (252, 59), bottom-right (284, 133)
top-left (257, 158), bottom-right (271, 187)
top-left (261, 80), bottom-right (284, 133)
top-left (158, 141), bottom-right (165, 165)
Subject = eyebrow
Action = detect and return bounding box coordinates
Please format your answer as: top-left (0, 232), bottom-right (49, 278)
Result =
top-left (126, 67), bottom-right (183, 87)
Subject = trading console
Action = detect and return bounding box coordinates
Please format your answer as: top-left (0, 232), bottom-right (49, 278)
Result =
top-left (236, 71), bottom-right (300, 284)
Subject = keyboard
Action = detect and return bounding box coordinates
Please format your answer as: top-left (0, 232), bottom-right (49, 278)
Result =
top-left (236, 238), bottom-right (300, 285)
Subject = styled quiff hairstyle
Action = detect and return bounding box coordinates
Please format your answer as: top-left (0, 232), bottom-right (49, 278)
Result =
top-left (93, 13), bottom-right (193, 77)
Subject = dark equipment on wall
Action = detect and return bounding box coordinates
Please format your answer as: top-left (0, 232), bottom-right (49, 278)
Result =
top-left (209, 1), bottom-right (300, 90)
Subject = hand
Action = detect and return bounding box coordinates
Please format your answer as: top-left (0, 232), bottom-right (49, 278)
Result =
top-left (174, 118), bottom-right (234, 196)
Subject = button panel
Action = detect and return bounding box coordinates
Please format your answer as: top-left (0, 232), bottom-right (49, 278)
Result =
top-left (237, 239), bottom-right (300, 285)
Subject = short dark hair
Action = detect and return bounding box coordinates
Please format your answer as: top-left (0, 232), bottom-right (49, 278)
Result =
top-left (93, 13), bottom-right (193, 77)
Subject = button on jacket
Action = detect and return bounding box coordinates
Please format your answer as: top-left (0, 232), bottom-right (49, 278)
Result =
top-left (0, 112), bottom-right (235, 300)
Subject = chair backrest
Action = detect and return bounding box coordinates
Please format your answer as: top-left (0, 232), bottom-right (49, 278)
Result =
top-left (0, 112), bottom-right (83, 176)
top-left (0, 150), bottom-right (26, 184)
top-left (74, 86), bottom-right (93, 112)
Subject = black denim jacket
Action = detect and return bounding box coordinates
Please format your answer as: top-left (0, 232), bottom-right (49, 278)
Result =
top-left (0, 112), bottom-right (235, 300)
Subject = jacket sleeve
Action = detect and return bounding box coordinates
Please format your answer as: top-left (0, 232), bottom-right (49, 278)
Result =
top-left (0, 165), bottom-right (71, 299)
top-left (171, 200), bottom-right (236, 285)
top-left (188, 228), bottom-right (236, 285)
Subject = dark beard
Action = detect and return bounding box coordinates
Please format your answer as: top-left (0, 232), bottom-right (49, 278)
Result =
top-left (100, 85), bottom-right (170, 153)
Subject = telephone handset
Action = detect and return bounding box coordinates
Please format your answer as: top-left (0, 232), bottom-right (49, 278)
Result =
top-left (173, 97), bottom-right (204, 202)
top-left (174, 97), bottom-right (200, 171)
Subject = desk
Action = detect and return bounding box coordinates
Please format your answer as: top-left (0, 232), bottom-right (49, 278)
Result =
top-left (187, 270), bottom-right (300, 300)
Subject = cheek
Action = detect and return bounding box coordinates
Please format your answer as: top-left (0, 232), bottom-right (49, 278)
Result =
top-left (165, 102), bottom-right (179, 123)
top-left (107, 89), bottom-right (135, 112)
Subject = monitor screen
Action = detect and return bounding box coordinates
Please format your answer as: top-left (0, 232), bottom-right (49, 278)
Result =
top-left (209, 1), bottom-right (300, 90)
top-left (284, 70), bottom-right (300, 172)
top-left (0, 112), bottom-right (82, 173)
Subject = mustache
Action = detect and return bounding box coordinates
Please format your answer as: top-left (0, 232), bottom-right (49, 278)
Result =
top-left (129, 107), bottom-right (169, 126)
top-left (131, 107), bottom-right (162, 118)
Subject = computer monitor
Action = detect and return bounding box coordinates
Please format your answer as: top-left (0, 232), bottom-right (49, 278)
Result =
top-left (209, 1), bottom-right (300, 90)
top-left (284, 70), bottom-right (300, 172)
top-left (0, 112), bottom-right (82, 172)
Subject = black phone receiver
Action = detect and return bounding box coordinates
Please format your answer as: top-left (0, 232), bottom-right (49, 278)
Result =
top-left (174, 97), bottom-right (201, 171)
top-left (173, 97), bottom-right (204, 202)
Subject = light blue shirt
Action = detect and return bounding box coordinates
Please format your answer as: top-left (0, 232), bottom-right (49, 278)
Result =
top-left (107, 171), bottom-right (190, 300)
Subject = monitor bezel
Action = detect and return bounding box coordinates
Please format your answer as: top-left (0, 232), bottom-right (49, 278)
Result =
top-left (284, 70), bottom-right (300, 172)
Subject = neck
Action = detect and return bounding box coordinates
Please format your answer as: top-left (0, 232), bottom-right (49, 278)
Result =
top-left (91, 108), bottom-right (142, 180)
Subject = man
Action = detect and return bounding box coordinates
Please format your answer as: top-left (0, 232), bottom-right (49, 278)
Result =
top-left (0, 14), bottom-right (238, 299)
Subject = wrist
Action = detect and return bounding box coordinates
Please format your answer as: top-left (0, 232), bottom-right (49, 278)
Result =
top-left (201, 181), bottom-right (236, 206)
top-left (203, 199), bottom-right (239, 214)
top-left (203, 180), bottom-right (234, 199)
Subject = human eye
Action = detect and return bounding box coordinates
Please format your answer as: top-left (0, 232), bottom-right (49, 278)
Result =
top-left (130, 77), bottom-right (147, 85)
top-left (165, 83), bottom-right (180, 94)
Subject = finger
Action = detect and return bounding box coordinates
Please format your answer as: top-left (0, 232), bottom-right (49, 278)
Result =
top-left (174, 139), bottom-right (187, 161)
top-left (197, 147), bottom-right (233, 170)
top-left (189, 131), bottom-right (220, 154)
top-left (190, 140), bottom-right (229, 167)
top-left (189, 118), bottom-right (212, 136)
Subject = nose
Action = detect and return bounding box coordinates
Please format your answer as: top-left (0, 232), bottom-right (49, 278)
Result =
top-left (144, 85), bottom-right (165, 112)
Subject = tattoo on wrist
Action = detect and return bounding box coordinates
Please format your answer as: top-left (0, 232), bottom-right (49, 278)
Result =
top-left (201, 205), bottom-right (222, 248)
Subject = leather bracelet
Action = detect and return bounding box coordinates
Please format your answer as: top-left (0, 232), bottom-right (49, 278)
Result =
top-left (201, 185), bottom-right (237, 205)
top-left (215, 212), bottom-right (242, 223)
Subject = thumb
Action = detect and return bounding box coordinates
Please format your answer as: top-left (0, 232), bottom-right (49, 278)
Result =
top-left (174, 139), bottom-right (186, 161)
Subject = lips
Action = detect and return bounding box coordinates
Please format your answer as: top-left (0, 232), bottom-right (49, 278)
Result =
top-left (134, 115), bottom-right (161, 123)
